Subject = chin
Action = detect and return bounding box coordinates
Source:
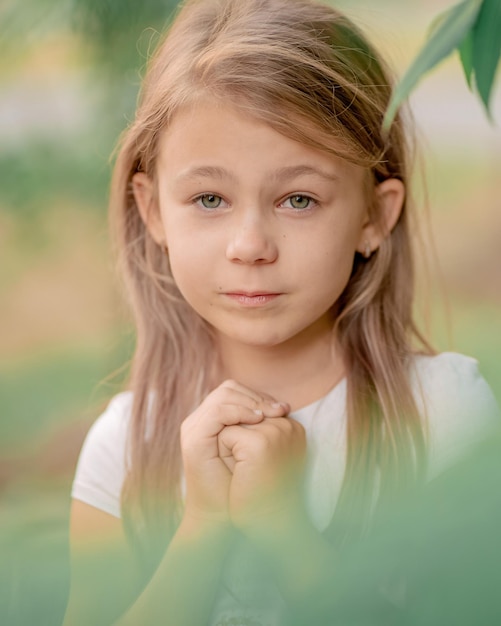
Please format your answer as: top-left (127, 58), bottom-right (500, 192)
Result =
top-left (220, 328), bottom-right (296, 350)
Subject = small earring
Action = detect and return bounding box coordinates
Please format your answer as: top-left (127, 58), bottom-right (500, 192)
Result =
top-left (363, 241), bottom-right (372, 259)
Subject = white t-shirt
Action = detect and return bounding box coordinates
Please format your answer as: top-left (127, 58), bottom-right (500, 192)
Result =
top-left (71, 352), bottom-right (499, 624)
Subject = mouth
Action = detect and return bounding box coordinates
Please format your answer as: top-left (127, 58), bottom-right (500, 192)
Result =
top-left (222, 292), bottom-right (283, 307)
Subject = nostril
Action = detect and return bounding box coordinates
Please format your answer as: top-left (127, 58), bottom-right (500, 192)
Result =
top-left (225, 229), bottom-right (278, 265)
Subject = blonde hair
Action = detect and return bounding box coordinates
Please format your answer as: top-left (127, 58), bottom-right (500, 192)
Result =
top-left (110, 0), bottom-right (434, 563)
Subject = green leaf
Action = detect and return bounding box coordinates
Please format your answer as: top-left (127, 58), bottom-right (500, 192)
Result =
top-left (383, 0), bottom-right (483, 131)
top-left (427, 3), bottom-right (458, 39)
top-left (459, 30), bottom-right (474, 89)
top-left (471, 0), bottom-right (501, 117)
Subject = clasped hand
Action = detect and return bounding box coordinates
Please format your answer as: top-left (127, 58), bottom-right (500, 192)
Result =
top-left (180, 379), bottom-right (307, 534)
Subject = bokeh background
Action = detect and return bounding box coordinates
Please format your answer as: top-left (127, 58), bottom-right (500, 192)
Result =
top-left (1, 0), bottom-right (500, 624)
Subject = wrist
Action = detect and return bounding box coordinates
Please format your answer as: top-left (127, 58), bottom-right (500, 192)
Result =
top-left (179, 507), bottom-right (232, 542)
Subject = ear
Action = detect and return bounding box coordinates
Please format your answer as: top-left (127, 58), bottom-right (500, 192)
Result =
top-left (357, 178), bottom-right (405, 256)
top-left (132, 172), bottom-right (166, 245)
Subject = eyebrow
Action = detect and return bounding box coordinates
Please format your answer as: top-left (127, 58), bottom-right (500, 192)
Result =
top-left (175, 164), bottom-right (339, 184)
top-left (271, 165), bottom-right (339, 183)
top-left (176, 166), bottom-right (233, 183)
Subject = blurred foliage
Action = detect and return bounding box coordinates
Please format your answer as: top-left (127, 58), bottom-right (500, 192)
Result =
top-left (316, 426), bottom-right (501, 626)
top-left (1, 491), bottom-right (69, 626)
top-left (385, 0), bottom-right (501, 128)
top-left (0, 0), bottom-right (181, 222)
top-left (1, 425), bottom-right (500, 625)
top-left (68, 0), bottom-right (182, 146)
top-left (0, 142), bottom-right (109, 219)
top-left (0, 0), bottom-right (69, 49)
top-left (0, 335), bottom-right (132, 454)
top-left (70, 0), bottom-right (179, 72)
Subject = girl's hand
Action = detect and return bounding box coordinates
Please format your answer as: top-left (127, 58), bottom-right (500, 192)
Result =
top-left (218, 415), bottom-right (307, 534)
top-left (180, 380), bottom-right (289, 526)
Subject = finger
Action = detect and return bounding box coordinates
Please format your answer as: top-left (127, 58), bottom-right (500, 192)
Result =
top-left (183, 403), bottom-right (265, 442)
top-left (220, 379), bottom-right (270, 403)
top-left (230, 417), bottom-right (306, 459)
top-left (218, 435), bottom-right (236, 473)
top-left (219, 380), bottom-right (290, 415)
top-left (218, 424), bottom-right (265, 463)
top-left (210, 384), bottom-right (265, 410)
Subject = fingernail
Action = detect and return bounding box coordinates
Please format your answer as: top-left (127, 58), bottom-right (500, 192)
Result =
top-left (271, 402), bottom-right (288, 410)
top-left (253, 409), bottom-right (264, 416)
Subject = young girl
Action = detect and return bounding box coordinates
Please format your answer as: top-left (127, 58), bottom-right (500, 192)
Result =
top-left (65, 0), bottom-right (499, 624)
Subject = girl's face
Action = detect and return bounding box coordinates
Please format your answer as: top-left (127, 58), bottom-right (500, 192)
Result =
top-left (134, 101), bottom-right (402, 352)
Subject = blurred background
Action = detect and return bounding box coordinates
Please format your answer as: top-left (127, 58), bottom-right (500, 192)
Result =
top-left (1, 0), bottom-right (500, 624)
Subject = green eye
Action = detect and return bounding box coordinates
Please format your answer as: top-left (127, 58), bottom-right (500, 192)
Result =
top-left (288, 195), bottom-right (311, 210)
top-left (199, 194), bottom-right (222, 209)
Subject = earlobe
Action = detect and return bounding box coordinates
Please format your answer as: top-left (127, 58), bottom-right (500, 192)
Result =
top-left (357, 178), bottom-right (405, 255)
top-left (132, 172), bottom-right (165, 245)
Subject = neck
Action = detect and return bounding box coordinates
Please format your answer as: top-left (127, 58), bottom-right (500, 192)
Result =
top-left (215, 326), bottom-right (345, 412)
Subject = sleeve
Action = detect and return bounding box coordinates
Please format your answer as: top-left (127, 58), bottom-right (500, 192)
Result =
top-left (71, 392), bottom-right (133, 518)
top-left (412, 352), bottom-right (500, 480)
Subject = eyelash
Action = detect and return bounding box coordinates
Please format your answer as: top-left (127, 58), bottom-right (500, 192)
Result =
top-left (193, 193), bottom-right (227, 210)
top-left (279, 194), bottom-right (317, 212)
top-left (191, 193), bottom-right (318, 212)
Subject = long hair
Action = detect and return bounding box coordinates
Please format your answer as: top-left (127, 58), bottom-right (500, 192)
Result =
top-left (109, 0), bottom-right (434, 563)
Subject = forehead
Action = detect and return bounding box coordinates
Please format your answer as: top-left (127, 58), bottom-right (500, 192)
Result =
top-left (156, 100), bottom-right (367, 186)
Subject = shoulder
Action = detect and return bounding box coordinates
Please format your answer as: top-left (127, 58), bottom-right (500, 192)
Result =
top-left (71, 391), bottom-right (133, 518)
top-left (409, 352), bottom-right (500, 477)
top-left (410, 351), bottom-right (499, 419)
top-left (79, 391), bottom-right (133, 460)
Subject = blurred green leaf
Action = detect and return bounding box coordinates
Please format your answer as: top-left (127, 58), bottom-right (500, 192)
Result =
top-left (383, 0), bottom-right (483, 130)
top-left (471, 0), bottom-right (501, 117)
top-left (459, 30), bottom-right (474, 88)
top-left (427, 2), bottom-right (459, 39)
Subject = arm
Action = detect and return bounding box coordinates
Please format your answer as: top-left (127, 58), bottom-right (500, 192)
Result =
top-left (63, 501), bottom-right (139, 626)
top-left (63, 501), bottom-right (233, 626)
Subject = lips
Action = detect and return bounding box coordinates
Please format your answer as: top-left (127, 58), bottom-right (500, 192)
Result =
top-left (226, 291), bottom-right (280, 297)
top-left (222, 291), bottom-right (282, 307)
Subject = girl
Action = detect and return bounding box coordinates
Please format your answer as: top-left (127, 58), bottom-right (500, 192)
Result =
top-left (65, 0), bottom-right (499, 624)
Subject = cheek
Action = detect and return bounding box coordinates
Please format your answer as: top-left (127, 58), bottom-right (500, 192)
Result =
top-left (166, 238), bottom-right (214, 299)
top-left (298, 226), bottom-right (357, 276)
top-left (320, 249), bottom-right (355, 292)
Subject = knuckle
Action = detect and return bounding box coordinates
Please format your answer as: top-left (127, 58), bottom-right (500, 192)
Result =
top-left (250, 432), bottom-right (269, 452)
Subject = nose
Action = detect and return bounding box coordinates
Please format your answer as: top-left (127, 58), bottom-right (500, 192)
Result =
top-left (225, 211), bottom-right (278, 265)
